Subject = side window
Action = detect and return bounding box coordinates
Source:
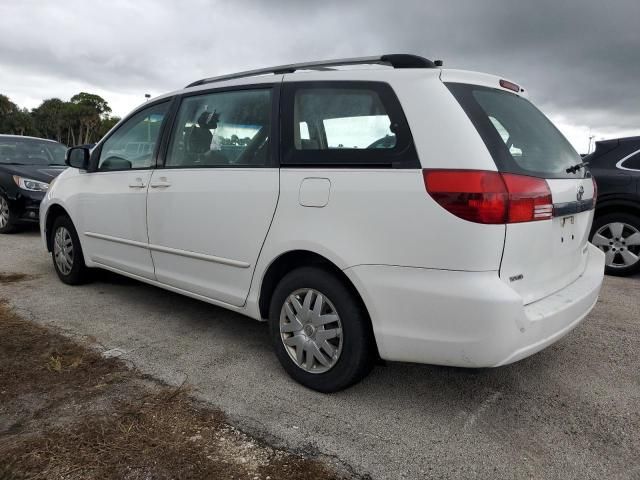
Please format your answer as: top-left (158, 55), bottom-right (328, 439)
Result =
top-left (620, 150), bottom-right (640, 171)
top-left (166, 89), bottom-right (272, 168)
top-left (294, 88), bottom-right (396, 150)
top-left (282, 82), bottom-right (419, 168)
top-left (98, 102), bottom-right (169, 171)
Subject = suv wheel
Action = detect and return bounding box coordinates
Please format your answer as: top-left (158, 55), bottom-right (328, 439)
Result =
top-left (51, 215), bottom-right (90, 285)
top-left (0, 194), bottom-right (18, 234)
top-left (269, 267), bottom-right (375, 392)
top-left (590, 212), bottom-right (640, 276)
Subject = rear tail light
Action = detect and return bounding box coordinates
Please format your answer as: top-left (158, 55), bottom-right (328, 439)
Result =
top-left (423, 170), bottom-right (553, 224)
top-left (592, 177), bottom-right (598, 206)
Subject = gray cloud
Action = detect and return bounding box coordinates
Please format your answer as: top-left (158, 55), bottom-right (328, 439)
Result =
top-left (1, 0), bottom-right (638, 149)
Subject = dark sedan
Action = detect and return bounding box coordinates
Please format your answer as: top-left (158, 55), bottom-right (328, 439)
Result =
top-left (587, 136), bottom-right (640, 276)
top-left (0, 135), bottom-right (67, 233)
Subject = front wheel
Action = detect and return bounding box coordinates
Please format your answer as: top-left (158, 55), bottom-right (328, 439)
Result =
top-left (590, 212), bottom-right (640, 276)
top-left (0, 194), bottom-right (18, 234)
top-left (269, 267), bottom-right (376, 392)
top-left (51, 215), bottom-right (90, 285)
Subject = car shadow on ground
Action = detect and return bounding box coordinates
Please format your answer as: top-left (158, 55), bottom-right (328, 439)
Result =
top-left (12, 228), bottom-right (637, 414)
top-left (79, 264), bottom-right (605, 401)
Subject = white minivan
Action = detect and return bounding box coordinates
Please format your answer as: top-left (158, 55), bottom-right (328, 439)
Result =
top-left (41, 54), bottom-right (605, 392)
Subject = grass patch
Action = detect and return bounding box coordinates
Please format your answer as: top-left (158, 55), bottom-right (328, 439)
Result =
top-left (0, 300), bottom-right (350, 480)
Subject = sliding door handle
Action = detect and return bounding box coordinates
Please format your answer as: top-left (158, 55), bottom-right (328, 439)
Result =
top-left (150, 176), bottom-right (170, 188)
top-left (128, 178), bottom-right (146, 188)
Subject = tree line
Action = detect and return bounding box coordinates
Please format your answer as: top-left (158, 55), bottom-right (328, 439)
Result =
top-left (0, 93), bottom-right (121, 146)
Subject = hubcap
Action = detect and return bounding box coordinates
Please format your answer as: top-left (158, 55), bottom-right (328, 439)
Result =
top-left (592, 222), bottom-right (640, 269)
top-left (53, 226), bottom-right (74, 275)
top-left (0, 196), bottom-right (9, 229)
top-left (279, 288), bottom-right (343, 374)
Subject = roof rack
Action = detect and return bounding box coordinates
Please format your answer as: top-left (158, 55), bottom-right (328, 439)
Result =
top-left (185, 54), bottom-right (437, 88)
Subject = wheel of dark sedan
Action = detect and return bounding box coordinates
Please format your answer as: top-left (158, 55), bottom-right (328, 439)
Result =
top-left (590, 213), bottom-right (640, 276)
top-left (51, 215), bottom-right (90, 285)
top-left (269, 267), bottom-right (376, 392)
top-left (0, 193), bottom-right (18, 234)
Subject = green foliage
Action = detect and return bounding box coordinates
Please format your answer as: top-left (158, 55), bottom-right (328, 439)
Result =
top-left (71, 92), bottom-right (112, 117)
top-left (0, 93), bottom-right (119, 146)
top-left (0, 94), bottom-right (38, 136)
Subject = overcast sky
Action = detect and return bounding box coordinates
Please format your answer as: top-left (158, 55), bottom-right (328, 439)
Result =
top-left (1, 0), bottom-right (638, 153)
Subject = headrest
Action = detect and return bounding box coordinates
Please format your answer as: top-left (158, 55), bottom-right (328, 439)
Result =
top-left (197, 110), bottom-right (220, 129)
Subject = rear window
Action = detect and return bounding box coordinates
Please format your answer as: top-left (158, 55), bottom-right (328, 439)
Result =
top-left (447, 83), bottom-right (584, 179)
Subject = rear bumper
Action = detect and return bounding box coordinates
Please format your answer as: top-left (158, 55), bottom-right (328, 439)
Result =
top-left (343, 243), bottom-right (605, 367)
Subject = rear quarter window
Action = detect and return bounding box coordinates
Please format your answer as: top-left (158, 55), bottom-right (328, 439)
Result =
top-left (447, 83), bottom-right (584, 179)
top-left (281, 81), bottom-right (419, 168)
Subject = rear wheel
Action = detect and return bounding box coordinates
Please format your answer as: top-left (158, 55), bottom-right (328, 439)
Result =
top-left (0, 194), bottom-right (18, 234)
top-left (269, 267), bottom-right (375, 392)
top-left (51, 215), bottom-right (90, 285)
top-left (590, 212), bottom-right (640, 276)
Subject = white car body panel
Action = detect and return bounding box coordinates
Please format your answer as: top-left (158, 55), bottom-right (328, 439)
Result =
top-left (254, 168), bottom-right (505, 272)
top-left (41, 64), bottom-right (605, 371)
top-left (43, 168), bottom-right (156, 279)
top-left (500, 178), bottom-right (597, 304)
top-left (344, 244), bottom-right (603, 365)
top-left (146, 168), bottom-right (279, 307)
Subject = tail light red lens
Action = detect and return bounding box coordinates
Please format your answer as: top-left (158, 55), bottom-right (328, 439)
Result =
top-left (499, 79), bottom-right (521, 93)
top-left (423, 170), bottom-right (553, 224)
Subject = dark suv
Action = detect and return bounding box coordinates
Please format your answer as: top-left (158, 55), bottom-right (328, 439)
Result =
top-left (587, 136), bottom-right (640, 276)
top-left (0, 135), bottom-right (67, 233)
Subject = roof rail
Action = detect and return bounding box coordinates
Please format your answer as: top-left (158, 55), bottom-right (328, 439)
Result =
top-left (185, 54), bottom-right (437, 88)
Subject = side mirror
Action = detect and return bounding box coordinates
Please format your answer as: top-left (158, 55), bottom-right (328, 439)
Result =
top-left (66, 146), bottom-right (91, 169)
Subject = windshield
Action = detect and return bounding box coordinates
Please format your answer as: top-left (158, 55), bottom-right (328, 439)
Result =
top-left (0, 138), bottom-right (67, 166)
top-left (447, 83), bottom-right (584, 179)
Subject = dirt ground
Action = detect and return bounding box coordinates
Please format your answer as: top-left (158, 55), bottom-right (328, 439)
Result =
top-left (0, 286), bottom-right (351, 480)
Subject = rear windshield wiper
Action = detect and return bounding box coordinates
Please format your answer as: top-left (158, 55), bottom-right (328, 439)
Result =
top-left (566, 161), bottom-right (589, 174)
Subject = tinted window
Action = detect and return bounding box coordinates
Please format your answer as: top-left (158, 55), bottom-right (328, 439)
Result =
top-left (294, 88), bottom-right (396, 150)
top-left (282, 82), bottom-right (418, 168)
top-left (448, 83), bottom-right (584, 179)
top-left (166, 89), bottom-right (272, 167)
top-left (0, 138), bottom-right (66, 166)
top-left (621, 150), bottom-right (640, 170)
top-left (98, 102), bottom-right (169, 171)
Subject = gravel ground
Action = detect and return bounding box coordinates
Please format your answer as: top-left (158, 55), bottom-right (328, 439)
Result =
top-left (1, 229), bottom-right (639, 480)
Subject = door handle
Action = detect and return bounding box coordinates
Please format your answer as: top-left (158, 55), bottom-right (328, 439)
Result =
top-left (128, 178), bottom-right (146, 188)
top-left (150, 177), bottom-right (171, 189)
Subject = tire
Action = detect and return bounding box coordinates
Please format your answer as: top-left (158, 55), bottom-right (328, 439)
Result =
top-left (269, 266), bottom-right (375, 392)
top-left (590, 212), bottom-right (640, 276)
top-left (50, 215), bottom-right (90, 285)
top-left (0, 193), bottom-right (19, 234)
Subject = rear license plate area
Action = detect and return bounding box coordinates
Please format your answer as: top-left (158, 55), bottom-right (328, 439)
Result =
top-left (559, 215), bottom-right (578, 248)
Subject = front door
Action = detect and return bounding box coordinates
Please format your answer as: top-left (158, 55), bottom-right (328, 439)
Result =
top-left (78, 101), bottom-right (171, 280)
top-left (146, 86), bottom-right (279, 306)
